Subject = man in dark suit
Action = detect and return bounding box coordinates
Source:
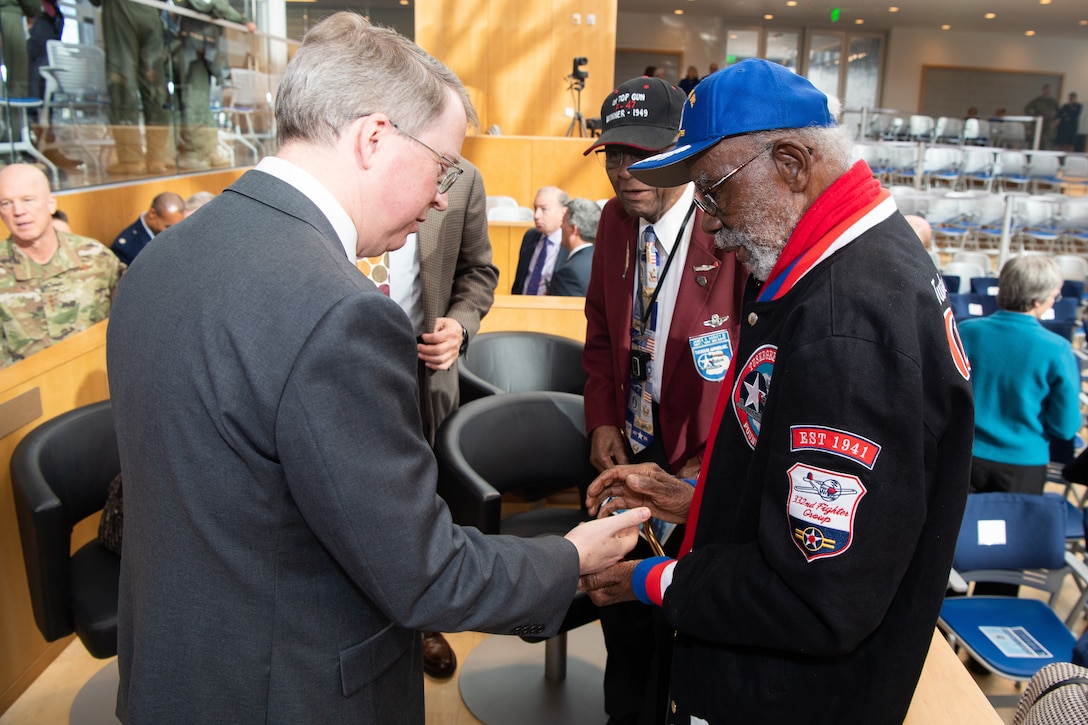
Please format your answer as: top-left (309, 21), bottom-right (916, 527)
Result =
top-left (510, 185), bottom-right (568, 294)
top-left (105, 14), bottom-right (647, 722)
top-left (109, 191), bottom-right (185, 265)
top-left (581, 75), bottom-right (747, 725)
top-left (382, 158), bottom-right (498, 677)
top-left (548, 197), bottom-right (598, 297)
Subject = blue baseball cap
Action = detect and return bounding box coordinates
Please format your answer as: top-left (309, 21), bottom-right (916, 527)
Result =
top-left (628, 59), bottom-right (836, 188)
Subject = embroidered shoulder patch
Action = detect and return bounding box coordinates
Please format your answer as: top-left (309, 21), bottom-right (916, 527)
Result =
top-left (787, 463), bottom-right (866, 562)
top-left (789, 425), bottom-right (882, 470)
top-left (732, 344), bottom-right (775, 448)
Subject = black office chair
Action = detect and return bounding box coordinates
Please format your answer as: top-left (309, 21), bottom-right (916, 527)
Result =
top-left (458, 331), bottom-right (587, 404)
top-left (10, 400), bottom-right (120, 660)
top-left (436, 391), bottom-right (603, 725)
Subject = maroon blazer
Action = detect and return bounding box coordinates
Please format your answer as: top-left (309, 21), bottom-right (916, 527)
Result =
top-left (583, 197), bottom-right (746, 472)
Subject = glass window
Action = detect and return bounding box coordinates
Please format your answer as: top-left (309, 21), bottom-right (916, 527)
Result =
top-left (765, 31), bottom-right (799, 72)
top-left (724, 29), bottom-right (759, 65)
top-left (807, 33), bottom-right (842, 101)
top-left (845, 35), bottom-right (882, 110)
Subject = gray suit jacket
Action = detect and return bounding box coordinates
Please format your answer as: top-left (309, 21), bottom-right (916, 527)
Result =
top-left (416, 160), bottom-right (497, 443)
top-left (106, 169), bottom-right (577, 723)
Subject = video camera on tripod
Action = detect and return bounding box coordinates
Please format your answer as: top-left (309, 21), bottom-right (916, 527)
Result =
top-left (565, 57), bottom-right (589, 137)
top-left (567, 57), bottom-right (589, 89)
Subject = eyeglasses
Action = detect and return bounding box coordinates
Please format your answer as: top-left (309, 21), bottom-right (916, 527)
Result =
top-left (595, 147), bottom-right (656, 170)
top-left (692, 143), bottom-right (774, 216)
top-left (392, 123), bottom-right (464, 193)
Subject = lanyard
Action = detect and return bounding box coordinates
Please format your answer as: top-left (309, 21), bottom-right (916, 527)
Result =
top-left (638, 202), bottom-right (697, 329)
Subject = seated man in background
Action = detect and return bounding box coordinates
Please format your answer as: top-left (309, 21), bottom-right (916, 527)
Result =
top-left (110, 192), bottom-right (185, 265)
top-left (511, 185), bottom-right (568, 294)
top-left (0, 163), bottom-right (123, 367)
top-left (548, 197), bottom-right (599, 297)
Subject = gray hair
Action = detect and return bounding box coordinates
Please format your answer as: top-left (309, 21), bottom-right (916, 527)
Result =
top-left (275, 12), bottom-right (477, 148)
top-left (564, 198), bottom-right (601, 241)
top-left (742, 125), bottom-right (854, 177)
top-left (997, 255), bottom-right (1063, 312)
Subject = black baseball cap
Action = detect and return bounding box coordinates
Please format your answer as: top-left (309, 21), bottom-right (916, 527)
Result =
top-left (584, 76), bottom-right (687, 155)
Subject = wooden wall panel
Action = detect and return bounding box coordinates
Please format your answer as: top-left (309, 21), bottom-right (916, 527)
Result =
top-left (416, 0), bottom-right (617, 138)
top-left (480, 294), bottom-right (587, 341)
top-left (463, 135), bottom-right (615, 206)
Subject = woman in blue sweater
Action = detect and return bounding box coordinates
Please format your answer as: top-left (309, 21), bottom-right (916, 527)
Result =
top-left (959, 255), bottom-right (1082, 495)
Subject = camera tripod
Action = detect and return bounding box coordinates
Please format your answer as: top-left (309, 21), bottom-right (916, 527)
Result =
top-left (565, 78), bottom-right (588, 137)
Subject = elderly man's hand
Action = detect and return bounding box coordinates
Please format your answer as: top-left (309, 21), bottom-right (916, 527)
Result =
top-left (586, 463), bottom-right (693, 523)
top-left (589, 425), bottom-right (630, 472)
top-left (579, 560), bottom-right (639, 606)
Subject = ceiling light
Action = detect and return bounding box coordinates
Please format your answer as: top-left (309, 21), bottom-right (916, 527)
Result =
top-left (1039, 0), bottom-right (1051, 4)
top-left (675, 8), bottom-right (684, 14)
top-left (399, 0), bottom-right (408, 4)
top-left (940, 24), bottom-right (951, 30)
top-left (1081, 20), bottom-right (1088, 25)
top-left (855, 19), bottom-right (864, 24)
top-left (1025, 29), bottom-right (1036, 35)
top-left (764, 14), bottom-right (774, 20)
top-left (787, 1), bottom-right (797, 5)
top-left (984, 13), bottom-right (995, 20)
top-left (888, 6), bottom-right (899, 12)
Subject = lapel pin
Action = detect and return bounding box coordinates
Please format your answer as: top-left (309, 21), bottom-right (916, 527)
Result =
top-left (703, 313), bottom-right (729, 327)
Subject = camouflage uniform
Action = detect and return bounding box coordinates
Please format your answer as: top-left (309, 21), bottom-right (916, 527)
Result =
top-left (0, 231), bottom-right (123, 367)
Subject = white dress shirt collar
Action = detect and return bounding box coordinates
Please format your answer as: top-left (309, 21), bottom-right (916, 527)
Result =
top-left (255, 156), bottom-right (359, 261)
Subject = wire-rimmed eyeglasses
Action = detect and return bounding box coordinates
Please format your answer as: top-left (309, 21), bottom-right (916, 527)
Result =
top-left (392, 123), bottom-right (464, 193)
top-left (692, 143), bottom-right (774, 216)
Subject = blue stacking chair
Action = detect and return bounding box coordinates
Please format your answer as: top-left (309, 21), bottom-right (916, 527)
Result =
top-left (939, 493), bottom-right (1088, 707)
top-left (948, 292), bottom-right (997, 322)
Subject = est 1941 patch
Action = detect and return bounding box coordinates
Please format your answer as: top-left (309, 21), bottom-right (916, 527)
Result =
top-left (787, 462), bottom-right (866, 562)
top-left (789, 425), bottom-right (882, 470)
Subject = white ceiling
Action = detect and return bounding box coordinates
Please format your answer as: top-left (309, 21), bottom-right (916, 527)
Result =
top-left (616, 0), bottom-right (1088, 38)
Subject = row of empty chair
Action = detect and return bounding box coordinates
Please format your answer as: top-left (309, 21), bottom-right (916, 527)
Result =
top-left (894, 187), bottom-right (1088, 258)
top-left (855, 141), bottom-right (1088, 195)
top-left (846, 111), bottom-right (1039, 149)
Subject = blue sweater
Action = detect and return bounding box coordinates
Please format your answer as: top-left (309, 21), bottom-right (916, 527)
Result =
top-left (959, 310), bottom-right (1081, 465)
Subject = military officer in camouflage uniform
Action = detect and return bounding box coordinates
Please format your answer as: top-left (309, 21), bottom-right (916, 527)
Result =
top-left (171, 0), bottom-right (256, 170)
top-left (90, 0), bottom-right (173, 174)
top-left (0, 164), bottom-right (123, 367)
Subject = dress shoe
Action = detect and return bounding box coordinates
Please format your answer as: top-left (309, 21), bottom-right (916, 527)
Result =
top-left (106, 161), bottom-right (147, 175)
top-left (421, 631), bottom-right (456, 678)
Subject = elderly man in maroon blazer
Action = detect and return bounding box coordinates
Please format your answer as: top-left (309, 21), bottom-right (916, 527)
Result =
top-left (581, 75), bottom-right (747, 725)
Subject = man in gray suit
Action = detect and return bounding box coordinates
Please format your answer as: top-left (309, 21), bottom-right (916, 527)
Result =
top-left (106, 13), bottom-right (648, 723)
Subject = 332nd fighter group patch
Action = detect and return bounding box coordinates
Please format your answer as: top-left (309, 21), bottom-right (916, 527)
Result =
top-left (787, 462), bottom-right (866, 562)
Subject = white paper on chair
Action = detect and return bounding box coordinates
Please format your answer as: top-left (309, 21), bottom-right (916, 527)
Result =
top-left (977, 519), bottom-right (1007, 546)
top-left (968, 303), bottom-right (984, 316)
top-left (979, 626), bottom-right (1053, 658)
